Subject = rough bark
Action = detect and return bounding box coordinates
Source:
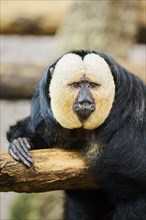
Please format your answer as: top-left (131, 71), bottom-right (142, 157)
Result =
top-left (0, 149), bottom-right (99, 193)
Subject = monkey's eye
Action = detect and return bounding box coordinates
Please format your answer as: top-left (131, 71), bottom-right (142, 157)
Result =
top-left (70, 83), bottom-right (80, 89)
top-left (90, 83), bottom-right (99, 89)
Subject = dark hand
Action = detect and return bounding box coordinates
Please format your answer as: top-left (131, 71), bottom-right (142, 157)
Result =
top-left (8, 137), bottom-right (33, 167)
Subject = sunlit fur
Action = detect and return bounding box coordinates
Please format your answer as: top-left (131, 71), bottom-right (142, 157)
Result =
top-left (49, 53), bottom-right (115, 129)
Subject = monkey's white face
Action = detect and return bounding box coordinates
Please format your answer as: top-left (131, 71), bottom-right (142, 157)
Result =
top-left (49, 53), bottom-right (115, 130)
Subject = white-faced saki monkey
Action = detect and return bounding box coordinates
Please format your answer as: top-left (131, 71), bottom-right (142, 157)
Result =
top-left (7, 50), bottom-right (146, 220)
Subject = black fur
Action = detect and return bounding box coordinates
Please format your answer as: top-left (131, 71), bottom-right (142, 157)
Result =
top-left (7, 50), bottom-right (146, 220)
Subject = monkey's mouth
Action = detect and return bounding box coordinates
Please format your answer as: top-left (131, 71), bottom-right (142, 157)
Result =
top-left (73, 103), bottom-right (95, 122)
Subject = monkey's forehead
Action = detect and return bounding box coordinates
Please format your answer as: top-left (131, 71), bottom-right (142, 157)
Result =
top-left (52, 53), bottom-right (113, 83)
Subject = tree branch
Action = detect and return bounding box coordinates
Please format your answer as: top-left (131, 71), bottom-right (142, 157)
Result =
top-left (0, 149), bottom-right (99, 193)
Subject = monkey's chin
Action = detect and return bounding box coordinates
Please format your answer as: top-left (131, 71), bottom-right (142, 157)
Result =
top-left (82, 124), bottom-right (96, 130)
top-left (57, 116), bottom-right (100, 130)
top-left (56, 117), bottom-right (83, 130)
top-left (62, 124), bottom-right (83, 130)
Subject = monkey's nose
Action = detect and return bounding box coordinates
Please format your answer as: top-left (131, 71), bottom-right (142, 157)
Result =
top-left (73, 102), bottom-right (95, 121)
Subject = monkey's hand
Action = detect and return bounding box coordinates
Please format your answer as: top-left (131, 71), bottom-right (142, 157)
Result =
top-left (8, 137), bottom-right (33, 168)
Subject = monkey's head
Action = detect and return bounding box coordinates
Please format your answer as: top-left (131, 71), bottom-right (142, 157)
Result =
top-left (49, 52), bottom-right (115, 130)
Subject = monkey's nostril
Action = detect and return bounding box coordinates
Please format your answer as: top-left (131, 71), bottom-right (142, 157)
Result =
top-left (78, 100), bottom-right (93, 105)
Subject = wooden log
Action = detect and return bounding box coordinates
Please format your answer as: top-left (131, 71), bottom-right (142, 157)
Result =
top-left (0, 149), bottom-right (99, 193)
top-left (1, 1), bottom-right (71, 35)
top-left (0, 64), bottom-right (43, 99)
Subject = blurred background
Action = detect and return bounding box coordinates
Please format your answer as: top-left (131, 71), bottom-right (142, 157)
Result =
top-left (0, 1), bottom-right (146, 220)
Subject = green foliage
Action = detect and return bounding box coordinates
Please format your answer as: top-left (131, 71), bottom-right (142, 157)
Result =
top-left (9, 192), bottom-right (64, 220)
top-left (10, 194), bottom-right (39, 220)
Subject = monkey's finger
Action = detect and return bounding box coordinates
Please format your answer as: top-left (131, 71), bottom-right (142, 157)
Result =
top-left (10, 143), bottom-right (31, 167)
top-left (9, 146), bottom-right (20, 162)
top-left (23, 138), bottom-right (31, 150)
top-left (14, 148), bottom-right (31, 168)
top-left (14, 140), bottom-right (33, 164)
top-left (18, 138), bottom-right (32, 157)
top-left (12, 141), bottom-right (32, 167)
